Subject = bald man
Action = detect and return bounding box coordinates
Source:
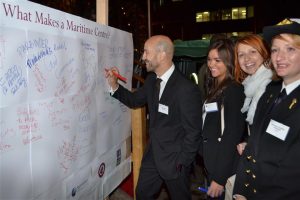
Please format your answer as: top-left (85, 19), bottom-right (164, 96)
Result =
top-left (106, 35), bottom-right (202, 200)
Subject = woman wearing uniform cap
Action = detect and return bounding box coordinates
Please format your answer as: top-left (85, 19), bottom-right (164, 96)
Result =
top-left (233, 18), bottom-right (300, 200)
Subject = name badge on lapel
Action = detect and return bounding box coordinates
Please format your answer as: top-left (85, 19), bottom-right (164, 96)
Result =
top-left (158, 103), bottom-right (169, 115)
top-left (204, 102), bottom-right (218, 113)
top-left (266, 119), bottom-right (290, 141)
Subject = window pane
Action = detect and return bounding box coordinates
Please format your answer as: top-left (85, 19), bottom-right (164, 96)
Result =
top-left (222, 9), bottom-right (231, 20)
top-left (203, 12), bottom-right (210, 21)
top-left (196, 11), bottom-right (210, 22)
top-left (211, 10), bottom-right (221, 21)
top-left (232, 7), bottom-right (247, 19)
top-left (247, 6), bottom-right (254, 18)
top-left (239, 7), bottom-right (247, 19)
top-left (232, 8), bottom-right (238, 19)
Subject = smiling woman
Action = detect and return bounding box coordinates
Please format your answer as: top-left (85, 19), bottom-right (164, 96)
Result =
top-left (233, 18), bottom-right (300, 200)
top-left (271, 34), bottom-right (300, 84)
top-left (205, 38), bottom-right (235, 100)
top-left (200, 38), bottom-right (246, 200)
top-left (234, 34), bottom-right (274, 126)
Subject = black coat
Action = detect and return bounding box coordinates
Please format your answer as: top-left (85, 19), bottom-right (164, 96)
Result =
top-left (113, 69), bottom-right (203, 180)
top-left (201, 82), bottom-right (246, 185)
top-left (234, 81), bottom-right (300, 199)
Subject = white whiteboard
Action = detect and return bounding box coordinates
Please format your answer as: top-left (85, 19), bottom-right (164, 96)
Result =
top-left (0, 0), bottom-right (133, 199)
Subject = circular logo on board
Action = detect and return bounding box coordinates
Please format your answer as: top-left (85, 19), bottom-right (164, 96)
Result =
top-left (98, 162), bottom-right (105, 178)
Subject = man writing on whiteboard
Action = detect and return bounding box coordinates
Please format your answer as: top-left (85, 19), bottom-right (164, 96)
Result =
top-left (105, 35), bottom-right (202, 200)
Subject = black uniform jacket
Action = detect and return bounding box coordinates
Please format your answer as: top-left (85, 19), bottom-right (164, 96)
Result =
top-left (113, 69), bottom-right (203, 180)
top-left (234, 80), bottom-right (300, 199)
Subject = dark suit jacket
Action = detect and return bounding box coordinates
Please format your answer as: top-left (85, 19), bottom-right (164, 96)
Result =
top-left (201, 82), bottom-right (246, 185)
top-left (234, 80), bottom-right (300, 199)
top-left (112, 69), bottom-right (202, 180)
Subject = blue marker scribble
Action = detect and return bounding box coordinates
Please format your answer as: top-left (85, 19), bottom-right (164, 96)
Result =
top-left (0, 65), bottom-right (27, 95)
top-left (81, 41), bottom-right (95, 52)
top-left (109, 46), bottom-right (132, 59)
top-left (45, 54), bottom-right (58, 71)
top-left (27, 47), bottom-right (53, 68)
top-left (79, 108), bottom-right (90, 123)
top-left (54, 41), bottom-right (67, 51)
top-left (55, 58), bottom-right (75, 78)
top-left (17, 38), bottom-right (49, 57)
top-left (113, 115), bottom-right (122, 126)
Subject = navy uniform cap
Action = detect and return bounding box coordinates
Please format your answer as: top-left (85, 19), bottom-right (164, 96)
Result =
top-left (263, 18), bottom-right (300, 44)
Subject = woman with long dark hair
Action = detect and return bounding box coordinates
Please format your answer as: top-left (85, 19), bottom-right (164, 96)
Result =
top-left (201, 38), bottom-right (246, 199)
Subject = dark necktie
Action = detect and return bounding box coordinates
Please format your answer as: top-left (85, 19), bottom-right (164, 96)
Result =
top-left (154, 78), bottom-right (162, 109)
top-left (274, 88), bottom-right (287, 107)
top-left (270, 89), bottom-right (287, 112)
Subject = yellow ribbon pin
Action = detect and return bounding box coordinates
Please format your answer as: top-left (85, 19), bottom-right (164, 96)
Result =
top-left (267, 94), bottom-right (273, 103)
top-left (289, 98), bottom-right (297, 109)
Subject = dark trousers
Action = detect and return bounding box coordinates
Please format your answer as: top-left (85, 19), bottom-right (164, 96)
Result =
top-left (207, 195), bottom-right (225, 200)
top-left (135, 146), bottom-right (191, 200)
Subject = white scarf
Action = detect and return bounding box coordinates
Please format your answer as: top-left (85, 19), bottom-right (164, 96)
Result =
top-left (241, 65), bottom-right (273, 124)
